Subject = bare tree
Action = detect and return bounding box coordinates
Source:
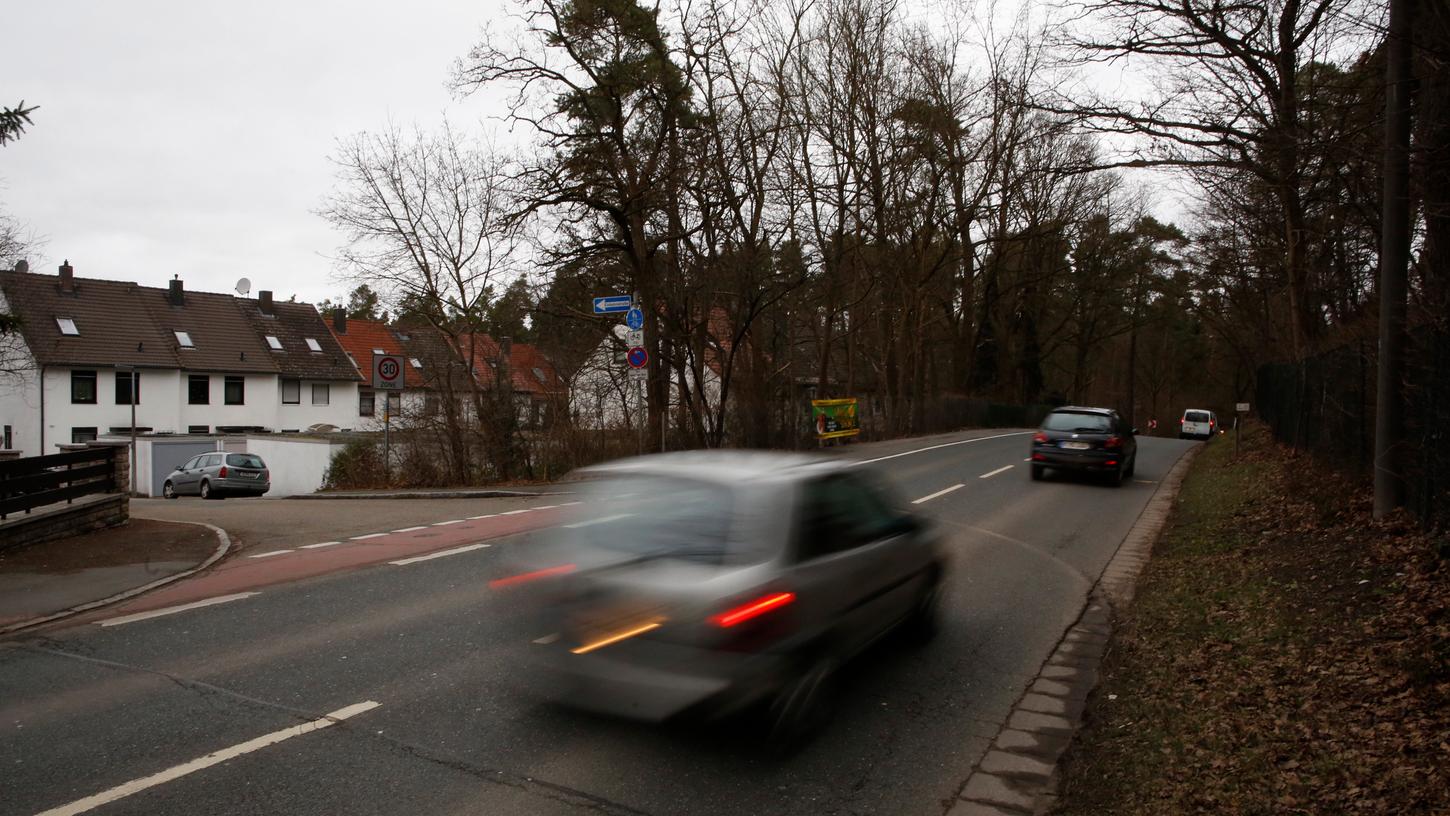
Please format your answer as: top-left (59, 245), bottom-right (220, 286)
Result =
top-left (319, 121), bottom-right (522, 480)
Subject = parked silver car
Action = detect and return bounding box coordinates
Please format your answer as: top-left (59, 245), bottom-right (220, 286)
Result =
top-left (499, 452), bottom-right (945, 744)
top-left (162, 452), bottom-right (270, 499)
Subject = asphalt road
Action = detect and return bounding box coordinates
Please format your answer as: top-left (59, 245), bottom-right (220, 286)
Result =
top-left (0, 430), bottom-right (1197, 816)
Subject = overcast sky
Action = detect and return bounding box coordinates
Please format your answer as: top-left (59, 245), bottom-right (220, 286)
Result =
top-left (3, 0), bottom-right (509, 305)
top-left (3, 1), bottom-right (1184, 310)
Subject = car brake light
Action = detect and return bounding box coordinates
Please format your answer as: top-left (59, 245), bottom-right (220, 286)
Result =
top-left (490, 563), bottom-right (576, 588)
top-left (218, 465), bottom-right (228, 478)
top-left (711, 592), bottom-right (795, 627)
top-left (1180, 418), bottom-right (1185, 425)
top-left (1033, 432), bottom-right (1049, 443)
top-left (1106, 460), bottom-right (1118, 466)
top-left (1104, 436), bottom-right (1122, 449)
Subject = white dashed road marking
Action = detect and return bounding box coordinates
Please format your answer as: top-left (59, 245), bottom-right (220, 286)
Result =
top-left (431, 519), bottom-right (465, 526)
top-left (564, 513), bottom-right (634, 529)
top-left (912, 484), bottom-right (965, 504)
top-left (98, 592), bottom-right (260, 628)
top-left (247, 549), bottom-right (293, 559)
top-left (979, 465), bottom-right (1014, 479)
top-left (349, 533), bottom-right (389, 540)
top-left (389, 543), bottom-right (491, 566)
top-left (392, 526), bottom-right (429, 533)
top-left (301, 541), bottom-right (342, 549)
top-left (34, 701), bottom-right (381, 816)
top-left (500, 509), bottom-right (533, 516)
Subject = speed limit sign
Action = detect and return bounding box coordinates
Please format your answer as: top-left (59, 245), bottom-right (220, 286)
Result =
top-left (373, 353), bottom-right (405, 390)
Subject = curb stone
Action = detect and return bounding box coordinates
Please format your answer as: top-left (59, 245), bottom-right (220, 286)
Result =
top-left (0, 521), bottom-right (232, 637)
top-left (948, 444), bottom-right (1203, 815)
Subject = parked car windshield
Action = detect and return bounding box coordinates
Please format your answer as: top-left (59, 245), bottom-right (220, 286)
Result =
top-left (1185, 411), bottom-right (1211, 422)
top-left (569, 475), bottom-right (734, 563)
top-left (1042, 412), bottom-right (1113, 433)
top-left (226, 454), bottom-right (265, 468)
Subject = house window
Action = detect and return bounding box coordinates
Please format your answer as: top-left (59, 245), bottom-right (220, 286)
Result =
top-left (387, 392), bottom-right (401, 416)
top-left (359, 390), bottom-right (375, 417)
top-left (187, 425), bottom-right (209, 434)
top-left (174, 331), bottom-right (194, 348)
top-left (281, 379), bottom-right (301, 404)
top-left (312, 383), bottom-right (330, 405)
top-left (188, 374), bottom-right (209, 405)
top-left (71, 427), bottom-right (98, 444)
top-left (305, 337), bottom-right (322, 352)
top-left (56, 317), bottom-right (79, 336)
top-left (3, 425), bottom-right (12, 449)
top-left (115, 371), bottom-right (140, 405)
top-left (224, 376), bottom-right (245, 405)
top-left (265, 335), bottom-right (283, 351)
top-left (371, 348), bottom-right (386, 355)
top-left (409, 357), bottom-right (423, 369)
top-left (71, 370), bottom-right (97, 404)
top-left (424, 393), bottom-right (440, 415)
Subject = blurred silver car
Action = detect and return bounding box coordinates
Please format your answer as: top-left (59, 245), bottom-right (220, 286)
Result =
top-left (498, 452), bottom-right (945, 743)
top-left (162, 452), bottom-right (270, 499)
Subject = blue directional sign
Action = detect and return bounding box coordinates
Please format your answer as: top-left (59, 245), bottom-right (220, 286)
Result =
top-left (626, 346), bottom-right (649, 369)
top-left (593, 295), bottom-right (633, 314)
top-left (625, 306), bottom-right (645, 330)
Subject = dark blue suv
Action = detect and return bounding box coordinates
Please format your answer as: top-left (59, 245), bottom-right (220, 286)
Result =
top-left (1029, 407), bottom-right (1138, 486)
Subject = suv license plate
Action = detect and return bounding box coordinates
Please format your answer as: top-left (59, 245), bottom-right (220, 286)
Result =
top-left (1061, 441), bottom-right (1091, 450)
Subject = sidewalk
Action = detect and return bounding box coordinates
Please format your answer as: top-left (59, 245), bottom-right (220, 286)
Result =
top-left (0, 518), bottom-right (225, 634)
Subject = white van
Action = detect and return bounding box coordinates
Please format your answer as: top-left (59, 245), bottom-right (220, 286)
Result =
top-left (1179, 409), bottom-right (1217, 440)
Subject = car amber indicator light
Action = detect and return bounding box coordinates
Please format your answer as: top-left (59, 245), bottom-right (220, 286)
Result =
top-left (571, 619), bottom-right (664, 655)
top-left (489, 563), bottom-right (576, 589)
top-left (710, 592), bottom-right (796, 627)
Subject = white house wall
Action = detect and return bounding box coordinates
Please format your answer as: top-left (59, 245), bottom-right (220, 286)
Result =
top-left (0, 286), bottom-right (42, 454)
top-left (243, 436), bottom-right (347, 498)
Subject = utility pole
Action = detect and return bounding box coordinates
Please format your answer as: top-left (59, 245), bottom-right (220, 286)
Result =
top-left (1375, 0), bottom-right (1413, 519)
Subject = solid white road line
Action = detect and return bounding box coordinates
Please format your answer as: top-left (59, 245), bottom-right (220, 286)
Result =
top-left (912, 484), bottom-right (965, 504)
top-left (247, 549), bottom-right (293, 559)
top-left (432, 519), bottom-right (465, 526)
top-left (300, 541), bottom-right (342, 550)
top-left (349, 532), bottom-right (389, 540)
top-left (854, 431), bottom-right (1033, 466)
top-left (564, 513), bottom-right (634, 529)
top-left (98, 592), bottom-right (260, 628)
top-left (35, 701), bottom-right (381, 816)
top-left (388, 543), bottom-right (490, 566)
top-left (979, 465), bottom-right (1014, 479)
top-left (392, 526), bottom-right (429, 533)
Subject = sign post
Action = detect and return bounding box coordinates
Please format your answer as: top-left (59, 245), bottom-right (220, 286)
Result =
top-left (1235, 402), bottom-right (1250, 458)
top-left (373, 353), bottom-right (405, 483)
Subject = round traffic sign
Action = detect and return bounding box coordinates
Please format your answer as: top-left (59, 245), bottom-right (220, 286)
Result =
top-left (378, 358), bottom-right (401, 381)
top-left (626, 346), bottom-right (648, 368)
top-left (625, 307), bottom-right (645, 331)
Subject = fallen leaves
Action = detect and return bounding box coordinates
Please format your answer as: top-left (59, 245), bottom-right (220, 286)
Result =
top-left (1053, 424), bottom-right (1450, 815)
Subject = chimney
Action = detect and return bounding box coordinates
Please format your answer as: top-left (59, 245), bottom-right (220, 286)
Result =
top-left (59, 259), bottom-right (74, 292)
top-left (14, 259), bottom-right (28, 273)
top-left (332, 307), bottom-right (347, 334)
top-left (500, 336), bottom-right (513, 363)
top-left (258, 290), bottom-right (274, 315)
top-left (168, 276), bottom-right (184, 306)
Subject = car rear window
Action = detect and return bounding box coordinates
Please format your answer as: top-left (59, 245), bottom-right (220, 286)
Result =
top-left (569, 476), bottom-right (735, 564)
top-left (1185, 411), bottom-right (1211, 422)
top-left (1042, 412), bottom-right (1113, 432)
top-left (226, 454), bottom-right (265, 468)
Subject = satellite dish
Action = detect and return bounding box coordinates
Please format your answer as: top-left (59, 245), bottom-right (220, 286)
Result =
top-left (235, 277), bottom-right (252, 296)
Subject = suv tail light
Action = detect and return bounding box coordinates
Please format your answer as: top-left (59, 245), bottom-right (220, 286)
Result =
top-left (711, 592), bottom-right (795, 627)
top-left (1104, 436), bottom-right (1123, 449)
top-left (1033, 432), bottom-right (1049, 443)
top-left (218, 465), bottom-right (228, 478)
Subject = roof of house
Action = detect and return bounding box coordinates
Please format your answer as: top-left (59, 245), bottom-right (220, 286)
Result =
top-left (0, 267), bottom-right (360, 380)
top-left (457, 332), bottom-right (567, 397)
top-left (326, 316), bottom-right (432, 388)
top-left (245, 300), bottom-right (359, 380)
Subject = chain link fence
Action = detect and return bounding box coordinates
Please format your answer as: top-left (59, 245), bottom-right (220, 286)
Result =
top-left (1256, 326), bottom-right (1449, 530)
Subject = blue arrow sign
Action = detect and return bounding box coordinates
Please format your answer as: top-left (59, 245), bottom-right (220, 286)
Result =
top-left (625, 306), bottom-right (645, 330)
top-left (626, 346), bottom-right (649, 368)
top-left (593, 295), bottom-right (633, 314)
